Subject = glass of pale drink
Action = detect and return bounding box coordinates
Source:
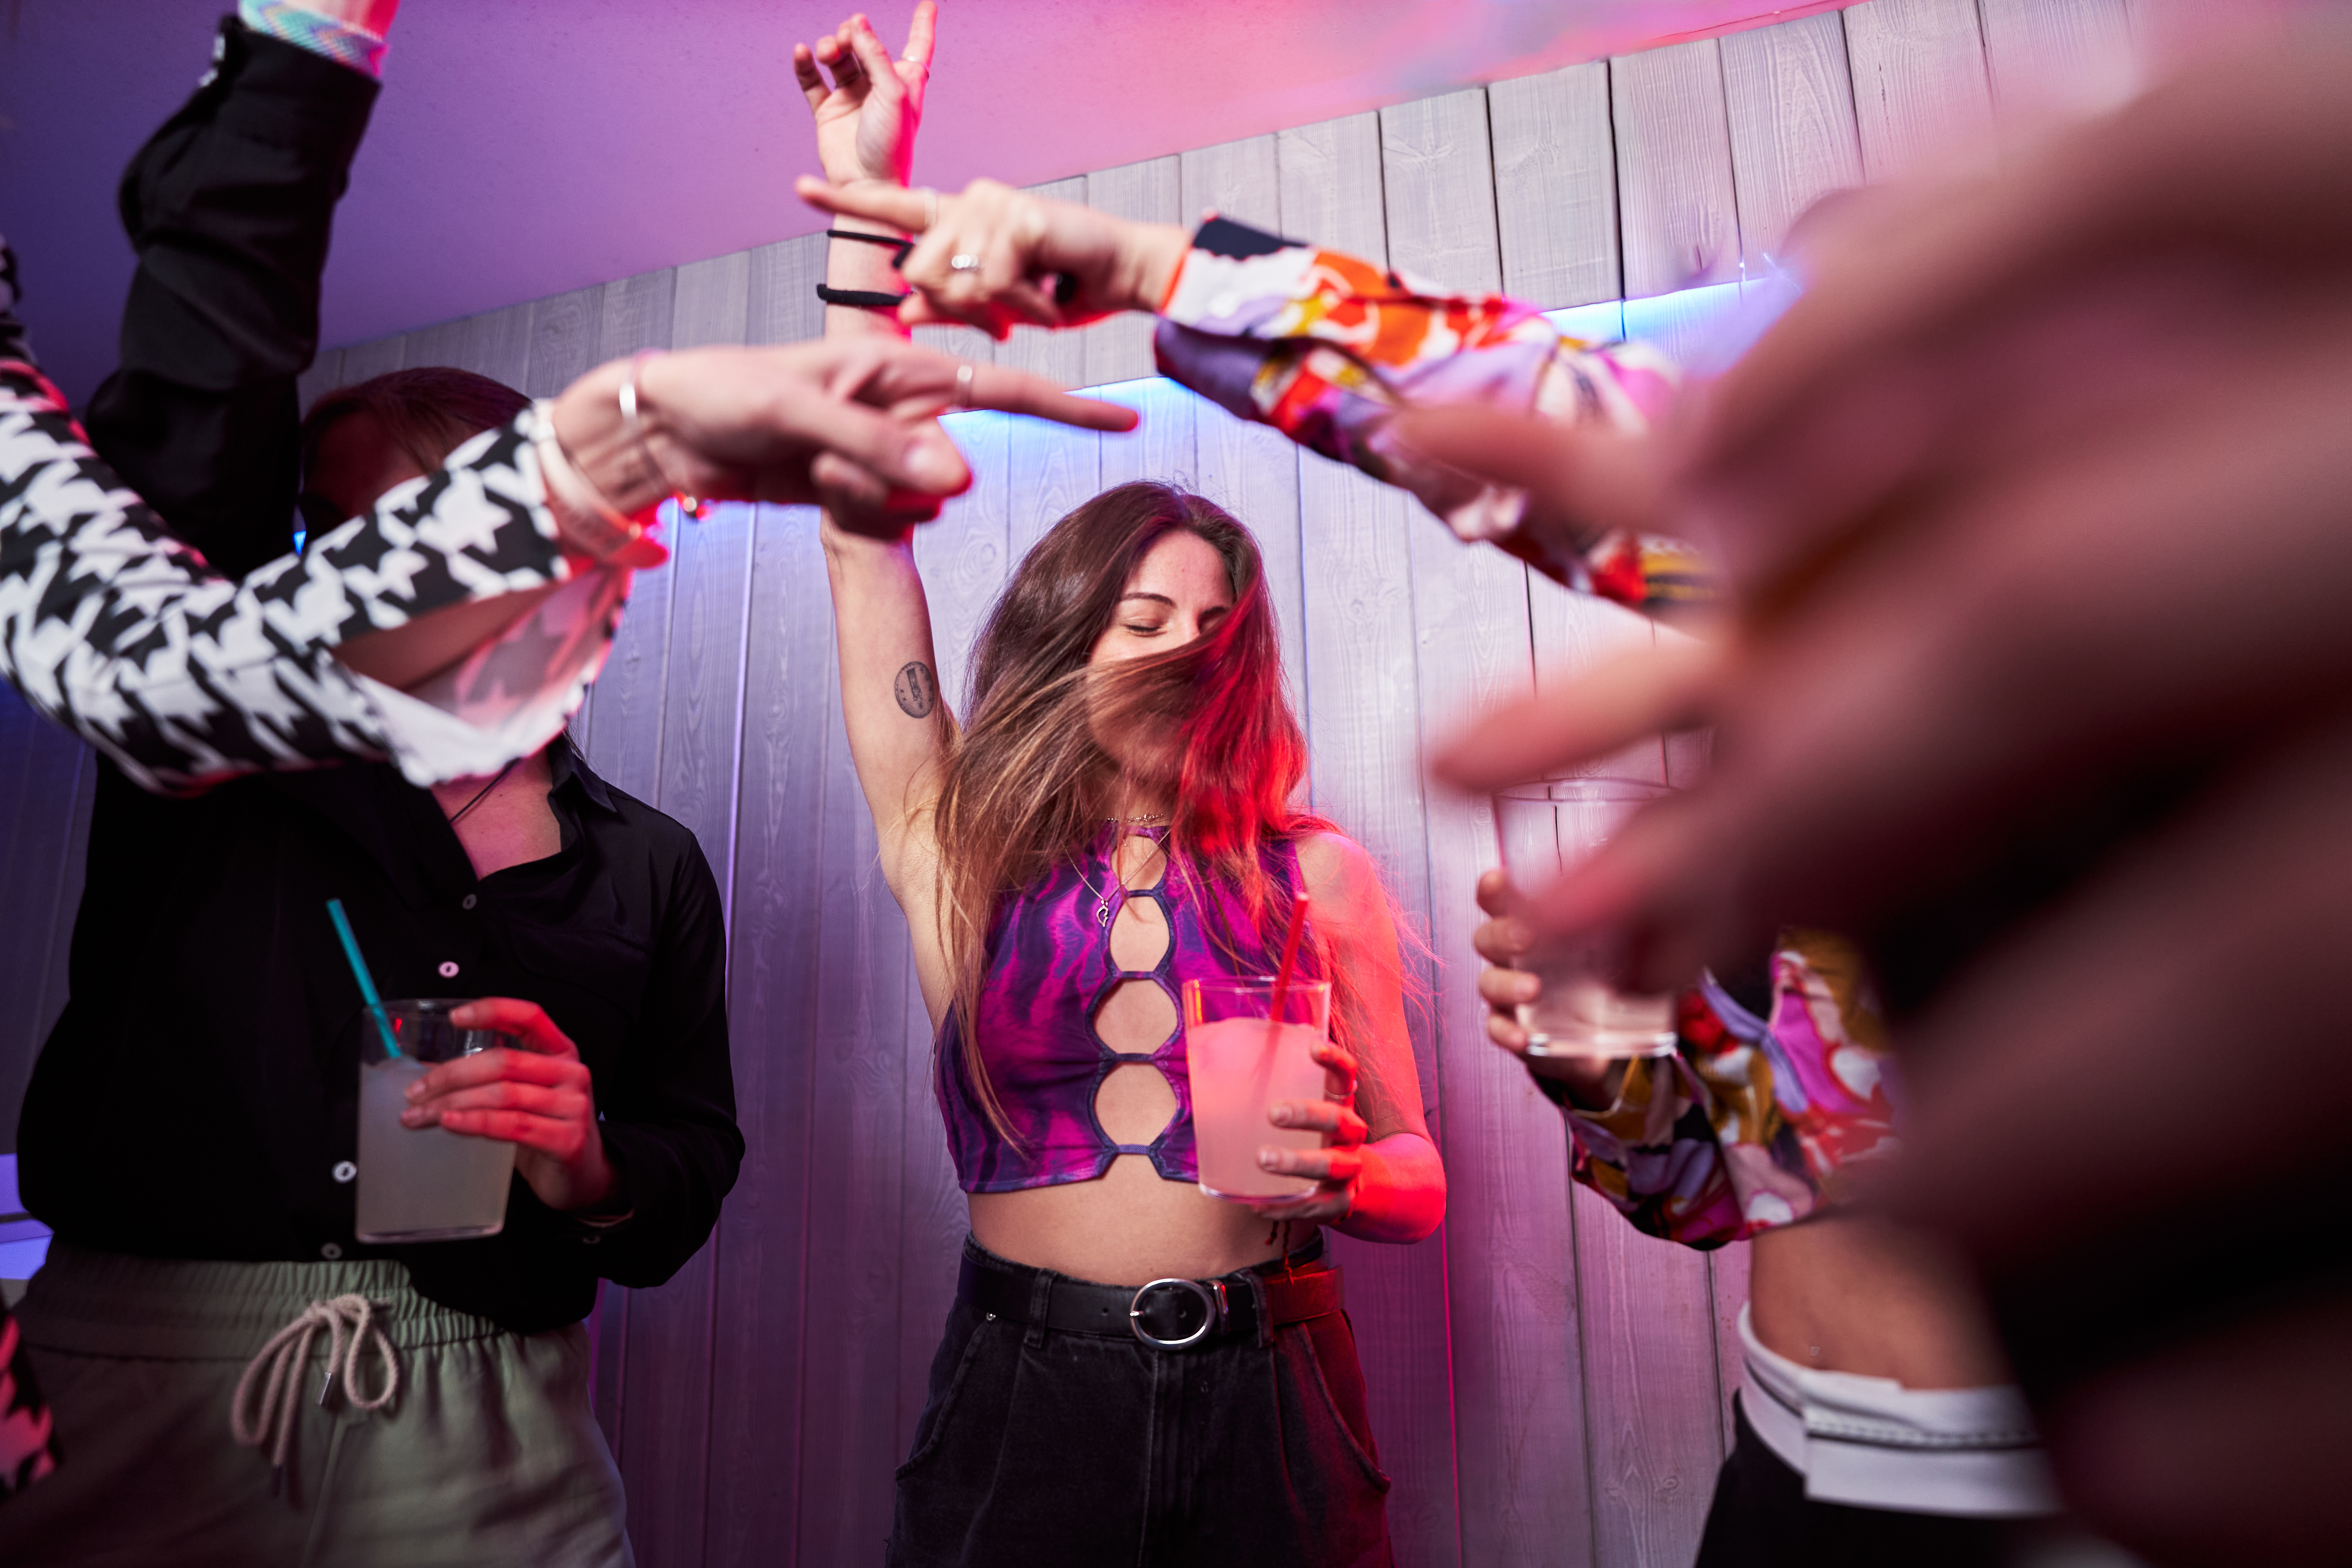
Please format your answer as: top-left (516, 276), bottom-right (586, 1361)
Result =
top-left (1493, 779), bottom-right (1680, 1060)
top-left (356, 999), bottom-right (519, 1243)
top-left (1183, 976), bottom-right (1334, 1201)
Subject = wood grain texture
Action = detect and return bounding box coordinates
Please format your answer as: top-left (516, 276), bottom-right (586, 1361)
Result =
top-left (598, 269), bottom-right (678, 364)
top-left (1573, 1181), bottom-right (1728, 1568)
top-left (1489, 62), bottom-right (1620, 309)
top-left (795, 583), bottom-right (917, 1564)
top-left (1709, 1243), bottom-right (1753, 1452)
top-left (404, 316), bottom-right (469, 374)
top-left (1842, 0), bottom-right (1996, 181)
top-left (1191, 401), bottom-right (1307, 727)
top-left (523, 286), bottom-right (601, 399)
top-left (1409, 506), bottom-right (1593, 1568)
top-left (1005, 415), bottom-right (1099, 564)
top-left (1298, 454), bottom-right (1457, 1568)
top-left (1083, 157), bottom-right (1181, 387)
top-left (1178, 133), bottom-right (1282, 235)
top-left (1612, 40), bottom-right (1742, 299)
top-left (617, 508), bottom-right (749, 1568)
top-left (1380, 88), bottom-right (1503, 295)
top-left (0, 686), bottom-right (90, 1156)
top-left (703, 503), bottom-right (836, 1565)
top-left (995, 177), bottom-right (1089, 386)
top-left (1276, 113), bottom-right (1388, 267)
top-left (671, 253), bottom-right (752, 352)
top-left (895, 409), bottom-right (1014, 1460)
top-left (1978, 0), bottom-right (2140, 125)
top-left (1094, 377), bottom-right (1196, 493)
top-left (456, 303), bottom-right (534, 390)
top-left (336, 332), bottom-right (406, 386)
top-left (1720, 14), bottom-right (1865, 269)
top-left (748, 235), bottom-right (826, 348)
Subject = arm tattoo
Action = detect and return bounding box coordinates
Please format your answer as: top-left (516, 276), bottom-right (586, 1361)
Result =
top-left (894, 661), bottom-right (938, 719)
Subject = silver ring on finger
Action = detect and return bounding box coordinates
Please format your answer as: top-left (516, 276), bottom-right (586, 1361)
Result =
top-left (949, 253), bottom-right (981, 272)
top-left (953, 361), bottom-right (975, 408)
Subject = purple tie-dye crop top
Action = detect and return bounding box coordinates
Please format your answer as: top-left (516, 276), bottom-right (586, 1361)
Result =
top-left (937, 825), bottom-right (1319, 1194)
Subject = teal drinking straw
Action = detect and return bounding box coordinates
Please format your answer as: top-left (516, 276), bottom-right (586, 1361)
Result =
top-left (326, 898), bottom-right (403, 1060)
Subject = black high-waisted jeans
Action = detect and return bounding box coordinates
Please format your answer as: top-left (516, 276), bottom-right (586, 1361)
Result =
top-left (888, 1236), bottom-right (1394, 1568)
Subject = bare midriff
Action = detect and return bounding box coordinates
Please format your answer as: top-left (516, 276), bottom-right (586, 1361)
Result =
top-left (965, 831), bottom-right (1299, 1288)
top-left (1748, 1208), bottom-right (2013, 1388)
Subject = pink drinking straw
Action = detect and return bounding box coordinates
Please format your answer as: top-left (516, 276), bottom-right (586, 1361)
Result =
top-left (1267, 890), bottom-right (1311, 1029)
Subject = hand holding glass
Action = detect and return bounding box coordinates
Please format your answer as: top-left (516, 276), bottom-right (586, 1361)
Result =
top-left (1184, 977), bottom-right (1333, 1201)
top-left (1492, 779), bottom-right (1679, 1059)
top-left (356, 999), bottom-right (518, 1243)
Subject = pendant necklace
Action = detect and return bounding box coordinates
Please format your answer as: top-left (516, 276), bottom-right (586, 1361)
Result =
top-left (1080, 814), bottom-right (1170, 927)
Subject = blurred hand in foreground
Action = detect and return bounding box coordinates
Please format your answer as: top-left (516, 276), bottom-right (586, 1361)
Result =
top-left (1425, 42), bottom-right (2352, 1566)
top-left (548, 337), bottom-right (1137, 535)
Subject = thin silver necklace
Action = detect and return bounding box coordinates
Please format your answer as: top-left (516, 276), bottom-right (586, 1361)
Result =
top-left (1078, 817), bottom-right (1169, 927)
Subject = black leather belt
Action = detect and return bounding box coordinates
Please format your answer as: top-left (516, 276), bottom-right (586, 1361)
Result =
top-left (960, 1250), bottom-right (1345, 1350)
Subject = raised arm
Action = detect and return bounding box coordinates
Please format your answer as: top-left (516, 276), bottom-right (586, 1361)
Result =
top-left (794, 6), bottom-right (1136, 1016)
top-left (802, 179), bottom-right (1709, 616)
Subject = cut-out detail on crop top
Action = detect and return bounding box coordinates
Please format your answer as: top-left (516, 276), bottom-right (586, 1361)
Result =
top-left (936, 825), bottom-right (1317, 1194)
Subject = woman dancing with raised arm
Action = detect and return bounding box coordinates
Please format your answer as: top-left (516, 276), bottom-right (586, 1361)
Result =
top-left (797, 11), bottom-right (1441, 1565)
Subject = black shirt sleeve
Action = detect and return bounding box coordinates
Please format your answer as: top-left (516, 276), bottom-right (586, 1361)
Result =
top-left (83, 18), bottom-right (378, 580)
top-left (576, 832), bottom-right (744, 1287)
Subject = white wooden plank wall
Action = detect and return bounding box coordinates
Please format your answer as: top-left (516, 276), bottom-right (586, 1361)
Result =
top-left (1489, 60), bottom-right (1619, 309)
top-left (0, 7), bottom-right (2161, 1565)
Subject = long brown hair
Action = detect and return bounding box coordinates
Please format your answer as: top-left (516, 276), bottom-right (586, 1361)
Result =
top-left (931, 482), bottom-right (1358, 1135)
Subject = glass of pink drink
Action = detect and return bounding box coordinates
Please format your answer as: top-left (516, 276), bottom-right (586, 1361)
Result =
top-left (1183, 976), bottom-right (1334, 1201)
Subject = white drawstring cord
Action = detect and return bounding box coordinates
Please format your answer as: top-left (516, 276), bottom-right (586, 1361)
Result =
top-left (229, 1294), bottom-right (400, 1471)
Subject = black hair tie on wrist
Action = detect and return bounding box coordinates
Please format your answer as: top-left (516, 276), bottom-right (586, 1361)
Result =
top-left (815, 284), bottom-right (912, 309)
top-left (826, 228), bottom-right (916, 266)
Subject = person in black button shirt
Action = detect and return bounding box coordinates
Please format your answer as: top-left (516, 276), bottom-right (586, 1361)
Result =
top-left (0, 13), bottom-right (737, 1566)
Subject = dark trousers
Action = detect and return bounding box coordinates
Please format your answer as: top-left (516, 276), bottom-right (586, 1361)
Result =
top-left (888, 1239), bottom-right (1393, 1568)
top-left (1695, 1397), bottom-right (2018, 1568)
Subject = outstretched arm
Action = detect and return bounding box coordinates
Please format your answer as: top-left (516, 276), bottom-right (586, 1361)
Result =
top-left (802, 179), bottom-right (1706, 615)
top-left (85, 4), bottom-right (398, 581)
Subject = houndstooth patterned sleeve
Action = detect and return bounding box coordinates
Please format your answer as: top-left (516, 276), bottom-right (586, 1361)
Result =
top-left (0, 358), bottom-right (602, 794)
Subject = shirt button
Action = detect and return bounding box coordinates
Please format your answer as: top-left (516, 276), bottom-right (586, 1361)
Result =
top-left (320, 1243), bottom-right (344, 1261)
top-left (332, 1161), bottom-right (356, 1183)
top-left (438, 960), bottom-right (460, 978)
top-left (461, 894), bottom-right (477, 910)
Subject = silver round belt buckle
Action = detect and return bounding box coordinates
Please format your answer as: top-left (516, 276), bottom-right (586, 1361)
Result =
top-left (1129, 1277), bottom-right (1218, 1349)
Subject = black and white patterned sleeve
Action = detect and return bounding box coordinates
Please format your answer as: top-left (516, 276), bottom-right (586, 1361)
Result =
top-left (0, 357), bottom-right (621, 794)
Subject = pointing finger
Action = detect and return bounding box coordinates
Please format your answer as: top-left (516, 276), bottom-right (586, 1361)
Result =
top-left (798, 175), bottom-right (934, 234)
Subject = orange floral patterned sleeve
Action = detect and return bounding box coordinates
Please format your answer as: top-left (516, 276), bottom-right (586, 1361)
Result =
top-left (1150, 216), bottom-right (1717, 615)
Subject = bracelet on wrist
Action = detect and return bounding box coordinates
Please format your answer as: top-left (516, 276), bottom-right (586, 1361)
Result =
top-left (816, 284), bottom-right (913, 310)
top-left (826, 228), bottom-right (915, 266)
top-left (621, 352), bottom-right (706, 520)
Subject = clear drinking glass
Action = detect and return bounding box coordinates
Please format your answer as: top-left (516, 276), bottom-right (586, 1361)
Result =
top-left (1492, 779), bottom-right (1680, 1060)
top-left (355, 999), bottom-right (519, 1243)
top-left (1183, 976), bottom-right (1333, 1201)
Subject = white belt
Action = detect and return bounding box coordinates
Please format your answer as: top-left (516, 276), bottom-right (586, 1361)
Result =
top-left (1739, 1304), bottom-right (2060, 1518)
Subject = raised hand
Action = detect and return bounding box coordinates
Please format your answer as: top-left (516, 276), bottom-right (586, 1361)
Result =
top-left (544, 337), bottom-right (1138, 537)
top-left (793, 3), bottom-right (937, 187)
top-left (799, 176), bottom-right (1191, 339)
